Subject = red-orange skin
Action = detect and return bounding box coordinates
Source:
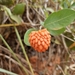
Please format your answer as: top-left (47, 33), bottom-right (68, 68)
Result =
top-left (29, 29), bottom-right (51, 52)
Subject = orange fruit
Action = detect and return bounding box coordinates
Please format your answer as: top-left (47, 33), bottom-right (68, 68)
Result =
top-left (29, 29), bottom-right (51, 52)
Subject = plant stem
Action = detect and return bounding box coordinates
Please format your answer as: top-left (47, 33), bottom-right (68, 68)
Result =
top-left (0, 24), bottom-right (20, 28)
top-left (14, 27), bottom-right (34, 75)
top-left (0, 34), bottom-right (29, 75)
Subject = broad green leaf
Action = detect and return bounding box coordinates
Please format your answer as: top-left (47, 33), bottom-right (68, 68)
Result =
top-left (47, 28), bottom-right (65, 35)
top-left (24, 28), bottom-right (36, 46)
top-left (12, 3), bottom-right (25, 15)
top-left (0, 68), bottom-right (18, 75)
top-left (44, 9), bottom-right (75, 30)
top-left (2, 6), bottom-right (23, 24)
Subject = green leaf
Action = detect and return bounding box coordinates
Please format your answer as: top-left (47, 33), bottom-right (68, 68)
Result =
top-left (48, 28), bottom-right (65, 36)
top-left (2, 5), bottom-right (12, 16)
top-left (44, 9), bottom-right (75, 30)
top-left (2, 6), bottom-right (23, 24)
top-left (10, 15), bottom-right (23, 24)
top-left (0, 68), bottom-right (18, 75)
top-left (12, 3), bottom-right (25, 15)
top-left (24, 28), bottom-right (36, 46)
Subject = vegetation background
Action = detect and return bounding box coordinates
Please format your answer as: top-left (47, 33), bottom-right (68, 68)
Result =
top-left (0, 0), bottom-right (75, 75)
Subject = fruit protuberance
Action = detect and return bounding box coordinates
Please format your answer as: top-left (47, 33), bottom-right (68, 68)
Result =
top-left (29, 29), bottom-right (51, 52)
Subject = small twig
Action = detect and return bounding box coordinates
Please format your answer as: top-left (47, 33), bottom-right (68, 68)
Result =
top-left (0, 53), bottom-right (31, 74)
top-left (61, 34), bottom-right (75, 42)
top-left (66, 26), bottom-right (75, 40)
top-left (61, 34), bottom-right (70, 55)
top-left (57, 65), bottom-right (66, 75)
top-left (0, 34), bottom-right (29, 75)
top-left (9, 52), bottom-right (11, 72)
top-left (0, 45), bottom-right (29, 66)
top-left (2, 15), bottom-right (8, 24)
top-left (47, 46), bottom-right (53, 64)
top-left (0, 24), bottom-right (20, 27)
top-left (29, 5), bottom-right (45, 19)
top-left (55, 0), bottom-right (59, 11)
top-left (34, 7), bottom-right (45, 19)
top-left (25, 0), bottom-right (35, 26)
top-left (0, 23), bottom-right (40, 28)
top-left (0, 53), bottom-right (20, 65)
top-left (70, 64), bottom-right (75, 70)
top-left (53, 69), bottom-right (56, 75)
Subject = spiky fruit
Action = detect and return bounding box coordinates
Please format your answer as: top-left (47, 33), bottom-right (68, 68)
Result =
top-left (29, 29), bottom-right (51, 52)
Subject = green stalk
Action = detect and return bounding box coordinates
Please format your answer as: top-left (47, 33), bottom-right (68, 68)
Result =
top-left (14, 27), bottom-right (34, 75)
top-left (0, 34), bottom-right (29, 75)
top-left (0, 24), bottom-right (20, 28)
